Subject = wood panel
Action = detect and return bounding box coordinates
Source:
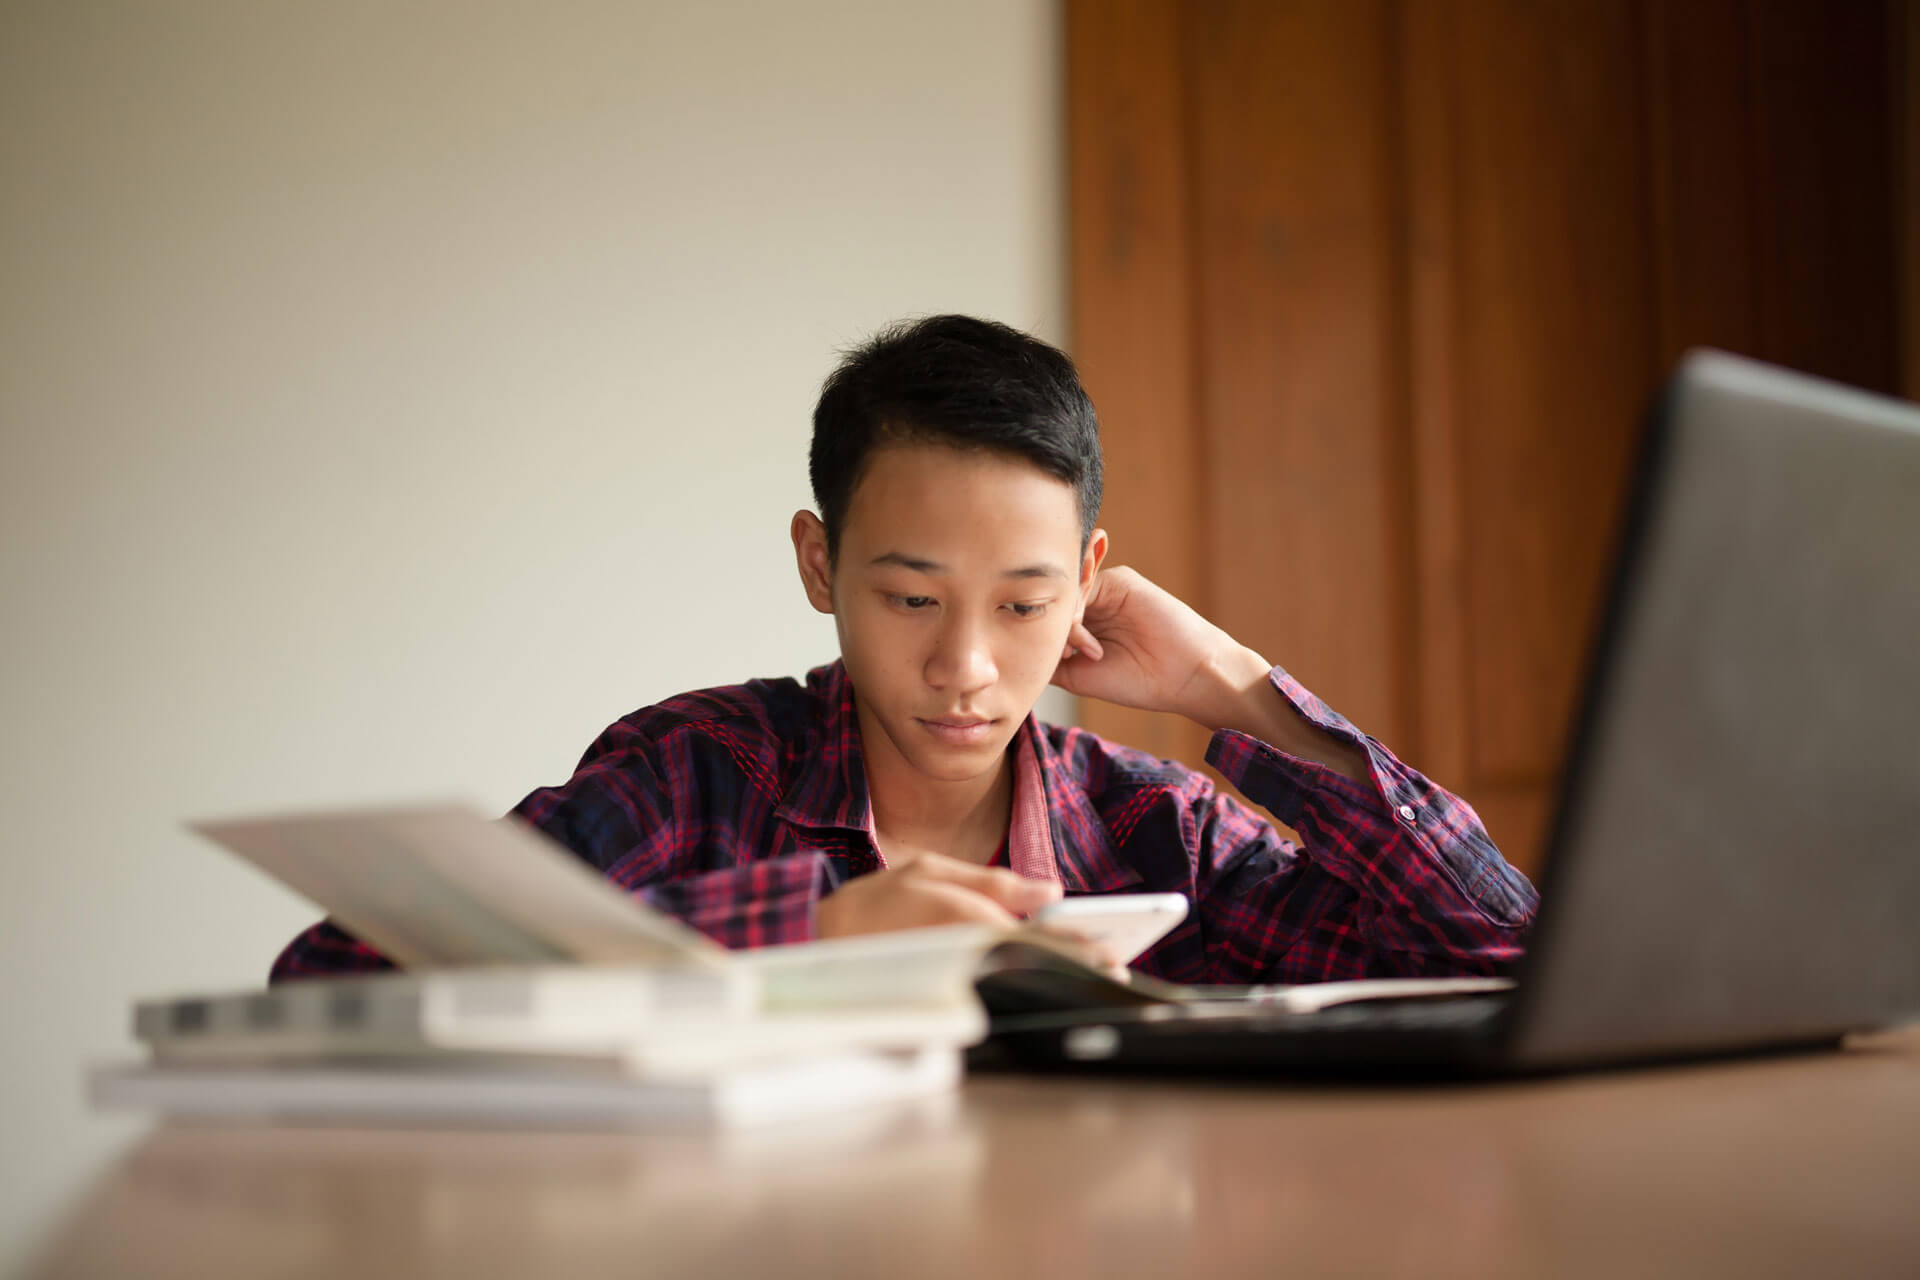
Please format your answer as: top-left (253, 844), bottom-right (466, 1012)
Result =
top-left (1188, 0), bottom-right (1411, 750)
top-left (1401, 0), bottom-right (1472, 793)
top-left (1065, 0), bottom-right (1210, 769)
top-left (1069, 0), bottom-right (1905, 878)
top-left (1447, 0), bottom-right (1655, 804)
top-left (1901, 0), bottom-right (1919, 400)
top-left (1643, 0), bottom-right (1762, 369)
top-left (1745, 0), bottom-right (1899, 392)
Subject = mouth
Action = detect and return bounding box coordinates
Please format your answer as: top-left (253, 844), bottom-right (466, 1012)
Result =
top-left (916, 716), bottom-right (999, 747)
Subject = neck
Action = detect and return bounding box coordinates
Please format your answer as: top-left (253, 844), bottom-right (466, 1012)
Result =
top-left (855, 698), bottom-right (1015, 863)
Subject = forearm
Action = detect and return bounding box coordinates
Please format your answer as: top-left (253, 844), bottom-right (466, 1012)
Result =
top-left (1196, 663), bottom-right (1539, 975)
top-left (1181, 644), bottom-right (1370, 785)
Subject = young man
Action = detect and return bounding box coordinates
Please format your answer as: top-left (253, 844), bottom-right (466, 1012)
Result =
top-left (272, 316), bottom-right (1537, 985)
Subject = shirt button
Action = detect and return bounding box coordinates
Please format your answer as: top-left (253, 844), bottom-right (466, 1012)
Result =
top-left (1396, 804), bottom-right (1417, 824)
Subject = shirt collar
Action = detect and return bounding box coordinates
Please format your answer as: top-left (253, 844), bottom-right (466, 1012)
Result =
top-left (1015, 711), bottom-right (1140, 893)
top-left (774, 660), bottom-right (872, 835)
top-left (777, 661), bottom-right (1138, 892)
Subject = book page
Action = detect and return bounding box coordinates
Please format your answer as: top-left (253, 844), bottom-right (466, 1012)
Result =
top-left (195, 804), bottom-right (729, 970)
top-left (743, 924), bottom-right (999, 1012)
top-left (743, 911), bottom-right (1180, 1014)
top-left (1217, 976), bottom-right (1514, 1013)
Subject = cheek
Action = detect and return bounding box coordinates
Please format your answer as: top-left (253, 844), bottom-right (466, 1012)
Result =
top-left (1006, 617), bottom-right (1072, 680)
top-left (836, 601), bottom-right (926, 676)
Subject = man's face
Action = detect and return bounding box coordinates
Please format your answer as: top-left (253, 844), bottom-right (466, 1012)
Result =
top-left (795, 443), bottom-right (1103, 786)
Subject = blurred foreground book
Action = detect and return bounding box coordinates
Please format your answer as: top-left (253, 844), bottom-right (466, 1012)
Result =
top-left (91, 804), bottom-right (1124, 1130)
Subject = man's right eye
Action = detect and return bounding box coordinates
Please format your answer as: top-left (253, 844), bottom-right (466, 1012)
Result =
top-left (890, 595), bottom-right (935, 610)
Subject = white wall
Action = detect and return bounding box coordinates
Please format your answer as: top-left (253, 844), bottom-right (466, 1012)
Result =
top-left (0, 0), bottom-right (1063, 1265)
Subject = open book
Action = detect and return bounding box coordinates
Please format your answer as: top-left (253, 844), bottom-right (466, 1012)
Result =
top-left (194, 803), bottom-right (1509, 1039)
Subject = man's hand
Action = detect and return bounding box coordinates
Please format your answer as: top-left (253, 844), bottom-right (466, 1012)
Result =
top-left (1052, 565), bottom-right (1370, 784)
top-left (1050, 566), bottom-right (1254, 726)
top-left (817, 858), bottom-right (1131, 976)
top-left (815, 854), bottom-right (1063, 940)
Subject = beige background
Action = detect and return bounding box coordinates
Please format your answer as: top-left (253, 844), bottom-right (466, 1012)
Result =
top-left (0, 1), bottom-right (1064, 1266)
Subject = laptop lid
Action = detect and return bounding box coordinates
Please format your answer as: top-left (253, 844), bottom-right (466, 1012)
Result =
top-left (1501, 351), bottom-right (1920, 1068)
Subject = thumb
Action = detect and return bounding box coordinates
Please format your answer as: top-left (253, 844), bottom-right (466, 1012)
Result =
top-left (1049, 652), bottom-right (1090, 695)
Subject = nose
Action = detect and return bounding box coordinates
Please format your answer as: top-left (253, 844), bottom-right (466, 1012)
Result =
top-left (924, 609), bottom-right (998, 696)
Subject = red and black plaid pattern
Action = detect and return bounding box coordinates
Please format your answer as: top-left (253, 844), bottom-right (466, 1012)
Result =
top-left (271, 661), bottom-right (1536, 984)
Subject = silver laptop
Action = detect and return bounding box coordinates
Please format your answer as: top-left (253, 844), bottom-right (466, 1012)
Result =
top-left (984, 350), bottom-right (1920, 1074)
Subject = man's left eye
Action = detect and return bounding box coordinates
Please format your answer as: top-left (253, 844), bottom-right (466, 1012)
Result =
top-left (1005, 602), bottom-right (1048, 618)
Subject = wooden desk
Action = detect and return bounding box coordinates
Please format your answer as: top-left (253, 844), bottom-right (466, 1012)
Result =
top-left (28, 1031), bottom-right (1920, 1279)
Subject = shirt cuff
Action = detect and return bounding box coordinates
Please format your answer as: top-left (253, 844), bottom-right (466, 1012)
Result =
top-left (1203, 667), bottom-right (1385, 821)
top-left (638, 853), bottom-right (833, 950)
top-left (1204, 665), bottom-right (1536, 929)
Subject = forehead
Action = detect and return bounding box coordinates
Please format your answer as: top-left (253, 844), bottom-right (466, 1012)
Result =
top-left (841, 443), bottom-right (1081, 564)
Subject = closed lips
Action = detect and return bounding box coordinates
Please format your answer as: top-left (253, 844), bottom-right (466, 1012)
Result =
top-left (918, 717), bottom-right (998, 743)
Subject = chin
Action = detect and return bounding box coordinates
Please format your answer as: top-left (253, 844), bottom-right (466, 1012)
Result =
top-left (901, 732), bottom-right (1014, 782)
top-left (909, 760), bottom-right (992, 784)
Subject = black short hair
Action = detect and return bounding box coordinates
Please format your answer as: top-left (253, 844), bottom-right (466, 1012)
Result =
top-left (809, 315), bottom-right (1103, 561)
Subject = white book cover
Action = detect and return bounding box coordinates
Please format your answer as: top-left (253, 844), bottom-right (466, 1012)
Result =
top-left (194, 804), bottom-right (729, 970)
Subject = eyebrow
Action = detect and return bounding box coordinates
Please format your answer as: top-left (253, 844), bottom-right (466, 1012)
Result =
top-left (868, 551), bottom-right (1069, 581)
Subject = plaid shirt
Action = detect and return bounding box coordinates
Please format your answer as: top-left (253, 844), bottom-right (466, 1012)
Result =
top-left (270, 661), bottom-right (1537, 984)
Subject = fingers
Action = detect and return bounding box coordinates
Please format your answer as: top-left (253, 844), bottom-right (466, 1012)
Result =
top-left (1079, 565), bottom-right (1139, 621)
top-left (1026, 925), bottom-right (1130, 979)
top-left (910, 854), bottom-right (1063, 914)
top-left (916, 882), bottom-right (1020, 928)
top-left (1027, 922), bottom-right (1123, 966)
top-left (1062, 618), bottom-right (1104, 662)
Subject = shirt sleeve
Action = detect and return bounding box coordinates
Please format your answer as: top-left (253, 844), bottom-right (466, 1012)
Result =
top-left (1187, 665), bottom-right (1538, 983)
top-left (633, 856), bottom-right (831, 949)
top-left (269, 917), bottom-right (398, 984)
top-left (267, 719), bottom-right (830, 983)
top-left (512, 722), bottom-right (831, 950)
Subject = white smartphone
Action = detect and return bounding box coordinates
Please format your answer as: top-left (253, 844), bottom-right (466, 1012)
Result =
top-left (1030, 892), bottom-right (1190, 965)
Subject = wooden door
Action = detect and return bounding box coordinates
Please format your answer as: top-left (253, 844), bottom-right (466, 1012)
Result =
top-left (1069, 0), bottom-right (1906, 878)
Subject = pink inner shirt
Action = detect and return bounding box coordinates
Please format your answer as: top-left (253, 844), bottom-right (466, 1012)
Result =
top-left (1005, 730), bottom-right (1061, 884)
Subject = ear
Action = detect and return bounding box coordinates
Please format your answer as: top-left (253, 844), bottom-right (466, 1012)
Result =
top-left (791, 510), bottom-right (836, 614)
top-left (1076, 528), bottom-right (1109, 614)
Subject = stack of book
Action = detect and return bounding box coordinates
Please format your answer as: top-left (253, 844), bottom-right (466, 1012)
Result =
top-left (99, 961), bottom-right (974, 1131)
top-left (90, 805), bottom-right (1133, 1130)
